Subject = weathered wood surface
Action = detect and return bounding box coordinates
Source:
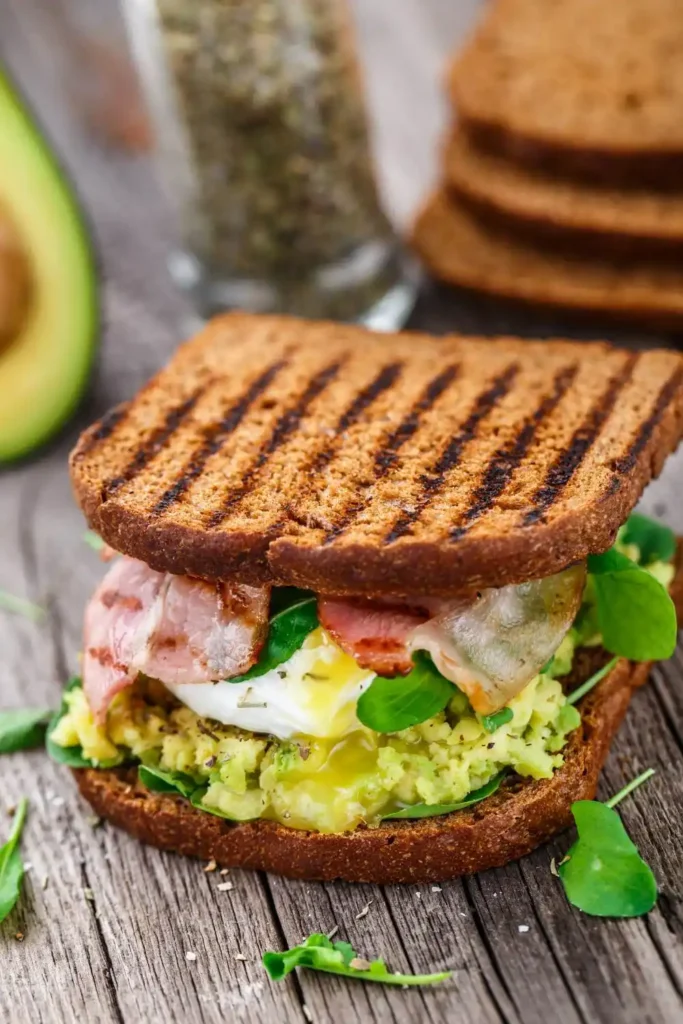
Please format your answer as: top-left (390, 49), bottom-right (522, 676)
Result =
top-left (1, 1), bottom-right (683, 1022)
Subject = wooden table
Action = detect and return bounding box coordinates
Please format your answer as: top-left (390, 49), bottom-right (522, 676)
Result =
top-left (2, 3), bottom-right (683, 1022)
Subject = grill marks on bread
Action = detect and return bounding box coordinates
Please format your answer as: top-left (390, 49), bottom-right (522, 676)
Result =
top-left (69, 314), bottom-right (683, 594)
top-left (385, 363), bottom-right (519, 542)
top-left (153, 360), bottom-right (287, 515)
top-left (451, 363), bottom-right (578, 540)
top-left (324, 363), bottom-right (460, 543)
top-left (524, 354), bottom-right (638, 524)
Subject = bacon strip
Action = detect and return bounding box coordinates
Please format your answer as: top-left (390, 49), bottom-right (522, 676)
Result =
top-left (317, 597), bottom-right (430, 676)
top-left (82, 557), bottom-right (269, 722)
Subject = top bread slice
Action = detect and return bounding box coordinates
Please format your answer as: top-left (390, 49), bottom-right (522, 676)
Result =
top-left (70, 314), bottom-right (683, 596)
top-left (445, 129), bottom-right (683, 251)
top-left (449, 0), bottom-right (683, 171)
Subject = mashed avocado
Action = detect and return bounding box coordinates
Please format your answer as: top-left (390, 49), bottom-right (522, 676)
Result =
top-left (51, 670), bottom-right (579, 833)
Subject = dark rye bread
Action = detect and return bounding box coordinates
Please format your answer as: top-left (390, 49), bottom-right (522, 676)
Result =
top-left (412, 190), bottom-right (683, 332)
top-left (72, 549), bottom-right (683, 884)
top-left (69, 314), bottom-right (683, 596)
top-left (445, 130), bottom-right (683, 254)
top-left (449, 0), bottom-right (683, 180)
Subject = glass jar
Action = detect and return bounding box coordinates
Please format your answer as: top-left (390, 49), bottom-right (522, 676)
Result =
top-left (122, 0), bottom-right (417, 327)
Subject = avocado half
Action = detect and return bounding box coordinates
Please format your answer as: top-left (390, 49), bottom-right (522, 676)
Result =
top-left (0, 67), bottom-right (98, 463)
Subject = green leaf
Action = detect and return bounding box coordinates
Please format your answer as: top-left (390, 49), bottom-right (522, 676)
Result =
top-left (0, 798), bottom-right (28, 923)
top-left (356, 652), bottom-right (456, 733)
top-left (0, 589), bottom-right (45, 623)
top-left (558, 769), bottom-right (657, 918)
top-left (621, 513), bottom-right (676, 565)
top-left (381, 772), bottom-right (504, 820)
top-left (83, 530), bottom-right (105, 552)
top-left (262, 933), bottom-right (451, 986)
top-left (480, 707), bottom-right (513, 733)
top-left (588, 549), bottom-right (677, 661)
top-left (230, 597), bottom-right (319, 683)
top-left (0, 708), bottom-right (52, 753)
top-left (138, 764), bottom-right (198, 799)
top-left (46, 678), bottom-right (122, 769)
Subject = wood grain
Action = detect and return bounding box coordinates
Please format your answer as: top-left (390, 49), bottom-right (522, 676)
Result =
top-left (1, 1), bottom-right (683, 1022)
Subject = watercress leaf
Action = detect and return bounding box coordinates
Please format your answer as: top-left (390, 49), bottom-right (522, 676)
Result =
top-left (558, 800), bottom-right (657, 917)
top-left (46, 678), bottom-right (123, 769)
top-left (230, 598), bottom-right (319, 683)
top-left (381, 772), bottom-right (504, 820)
top-left (0, 589), bottom-right (45, 623)
top-left (138, 764), bottom-right (198, 798)
top-left (587, 550), bottom-right (677, 661)
top-left (480, 707), bottom-right (513, 733)
top-left (0, 798), bottom-right (28, 923)
top-left (262, 932), bottom-right (451, 986)
top-left (356, 652), bottom-right (456, 733)
top-left (621, 513), bottom-right (676, 564)
top-left (0, 708), bottom-right (52, 753)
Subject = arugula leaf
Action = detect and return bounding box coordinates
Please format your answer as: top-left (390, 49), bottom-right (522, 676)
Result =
top-left (0, 708), bottom-right (52, 754)
top-left (381, 772), bottom-right (504, 820)
top-left (621, 513), bottom-right (676, 565)
top-left (567, 656), bottom-right (618, 705)
top-left (0, 590), bottom-right (45, 623)
top-left (263, 933), bottom-right (451, 986)
top-left (587, 549), bottom-right (677, 661)
top-left (0, 798), bottom-right (28, 924)
top-left (480, 707), bottom-right (513, 733)
top-left (230, 597), bottom-right (319, 683)
top-left (558, 769), bottom-right (657, 918)
top-left (357, 652), bottom-right (456, 733)
top-left (138, 763), bottom-right (198, 798)
top-left (46, 678), bottom-right (122, 769)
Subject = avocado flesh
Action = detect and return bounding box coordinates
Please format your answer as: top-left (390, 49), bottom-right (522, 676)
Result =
top-left (0, 68), bottom-right (97, 462)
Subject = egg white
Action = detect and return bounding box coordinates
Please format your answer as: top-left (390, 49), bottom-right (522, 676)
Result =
top-left (164, 631), bottom-right (375, 740)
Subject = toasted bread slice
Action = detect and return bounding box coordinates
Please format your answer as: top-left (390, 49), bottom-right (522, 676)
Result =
top-left (445, 130), bottom-right (683, 253)
top-left (449, 0), bottom-right (683, 178)
top-left (74, 542), bottom-right (683, 884)
top-left (70, 314), bottom-right (683, 596)
top-left (412, 190), bottom-right (683, 332)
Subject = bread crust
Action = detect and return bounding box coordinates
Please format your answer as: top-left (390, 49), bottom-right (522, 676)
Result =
top-left (444, 130), bottom-right (683, 255)
top-left (412, 190), bottom-right (683, 331)
top-left (69, 314), bottom-right (683, 594)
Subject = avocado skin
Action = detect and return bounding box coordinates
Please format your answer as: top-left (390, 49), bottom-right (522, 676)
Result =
top-left (0, 65), bottom-right (99, 463)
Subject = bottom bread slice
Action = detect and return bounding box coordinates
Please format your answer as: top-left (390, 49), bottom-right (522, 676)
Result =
top-left (411, 190), bottom-right (683, 329)
top-left (72, 650), bottom-right (655, 884)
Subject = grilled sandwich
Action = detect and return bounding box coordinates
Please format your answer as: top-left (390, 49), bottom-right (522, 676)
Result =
top-left (50, 314), bottom-right (683, 883)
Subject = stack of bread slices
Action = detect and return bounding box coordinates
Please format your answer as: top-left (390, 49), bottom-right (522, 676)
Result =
top-left (412, 0), bottom-right (683, 329)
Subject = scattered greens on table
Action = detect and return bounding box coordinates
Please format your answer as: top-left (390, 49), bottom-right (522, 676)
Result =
top-left (263, 933), bottom-right (451, 987)
top-left (0, 589), bottom-right (45, 623)
top-left (0, 709), bottom-right (52, 754)
top-left (558, 769), bottom-right (658, 918)
top-left (0, 798), bottom-right (29, 924)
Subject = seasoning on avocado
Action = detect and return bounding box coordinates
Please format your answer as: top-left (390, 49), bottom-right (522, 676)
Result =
top-left (138, 0), bottom-right (403, 319)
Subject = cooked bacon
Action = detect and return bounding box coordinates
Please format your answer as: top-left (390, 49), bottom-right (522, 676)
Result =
top-left (317, 597), bottom-right (431, 676)
top-left (82, 557), bottom-right (269, 722)
top-left (318, 566), bottom-right (586, 714)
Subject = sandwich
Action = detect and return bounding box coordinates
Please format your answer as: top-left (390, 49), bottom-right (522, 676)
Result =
top-left (48, 314), bottom-right (683, 884)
